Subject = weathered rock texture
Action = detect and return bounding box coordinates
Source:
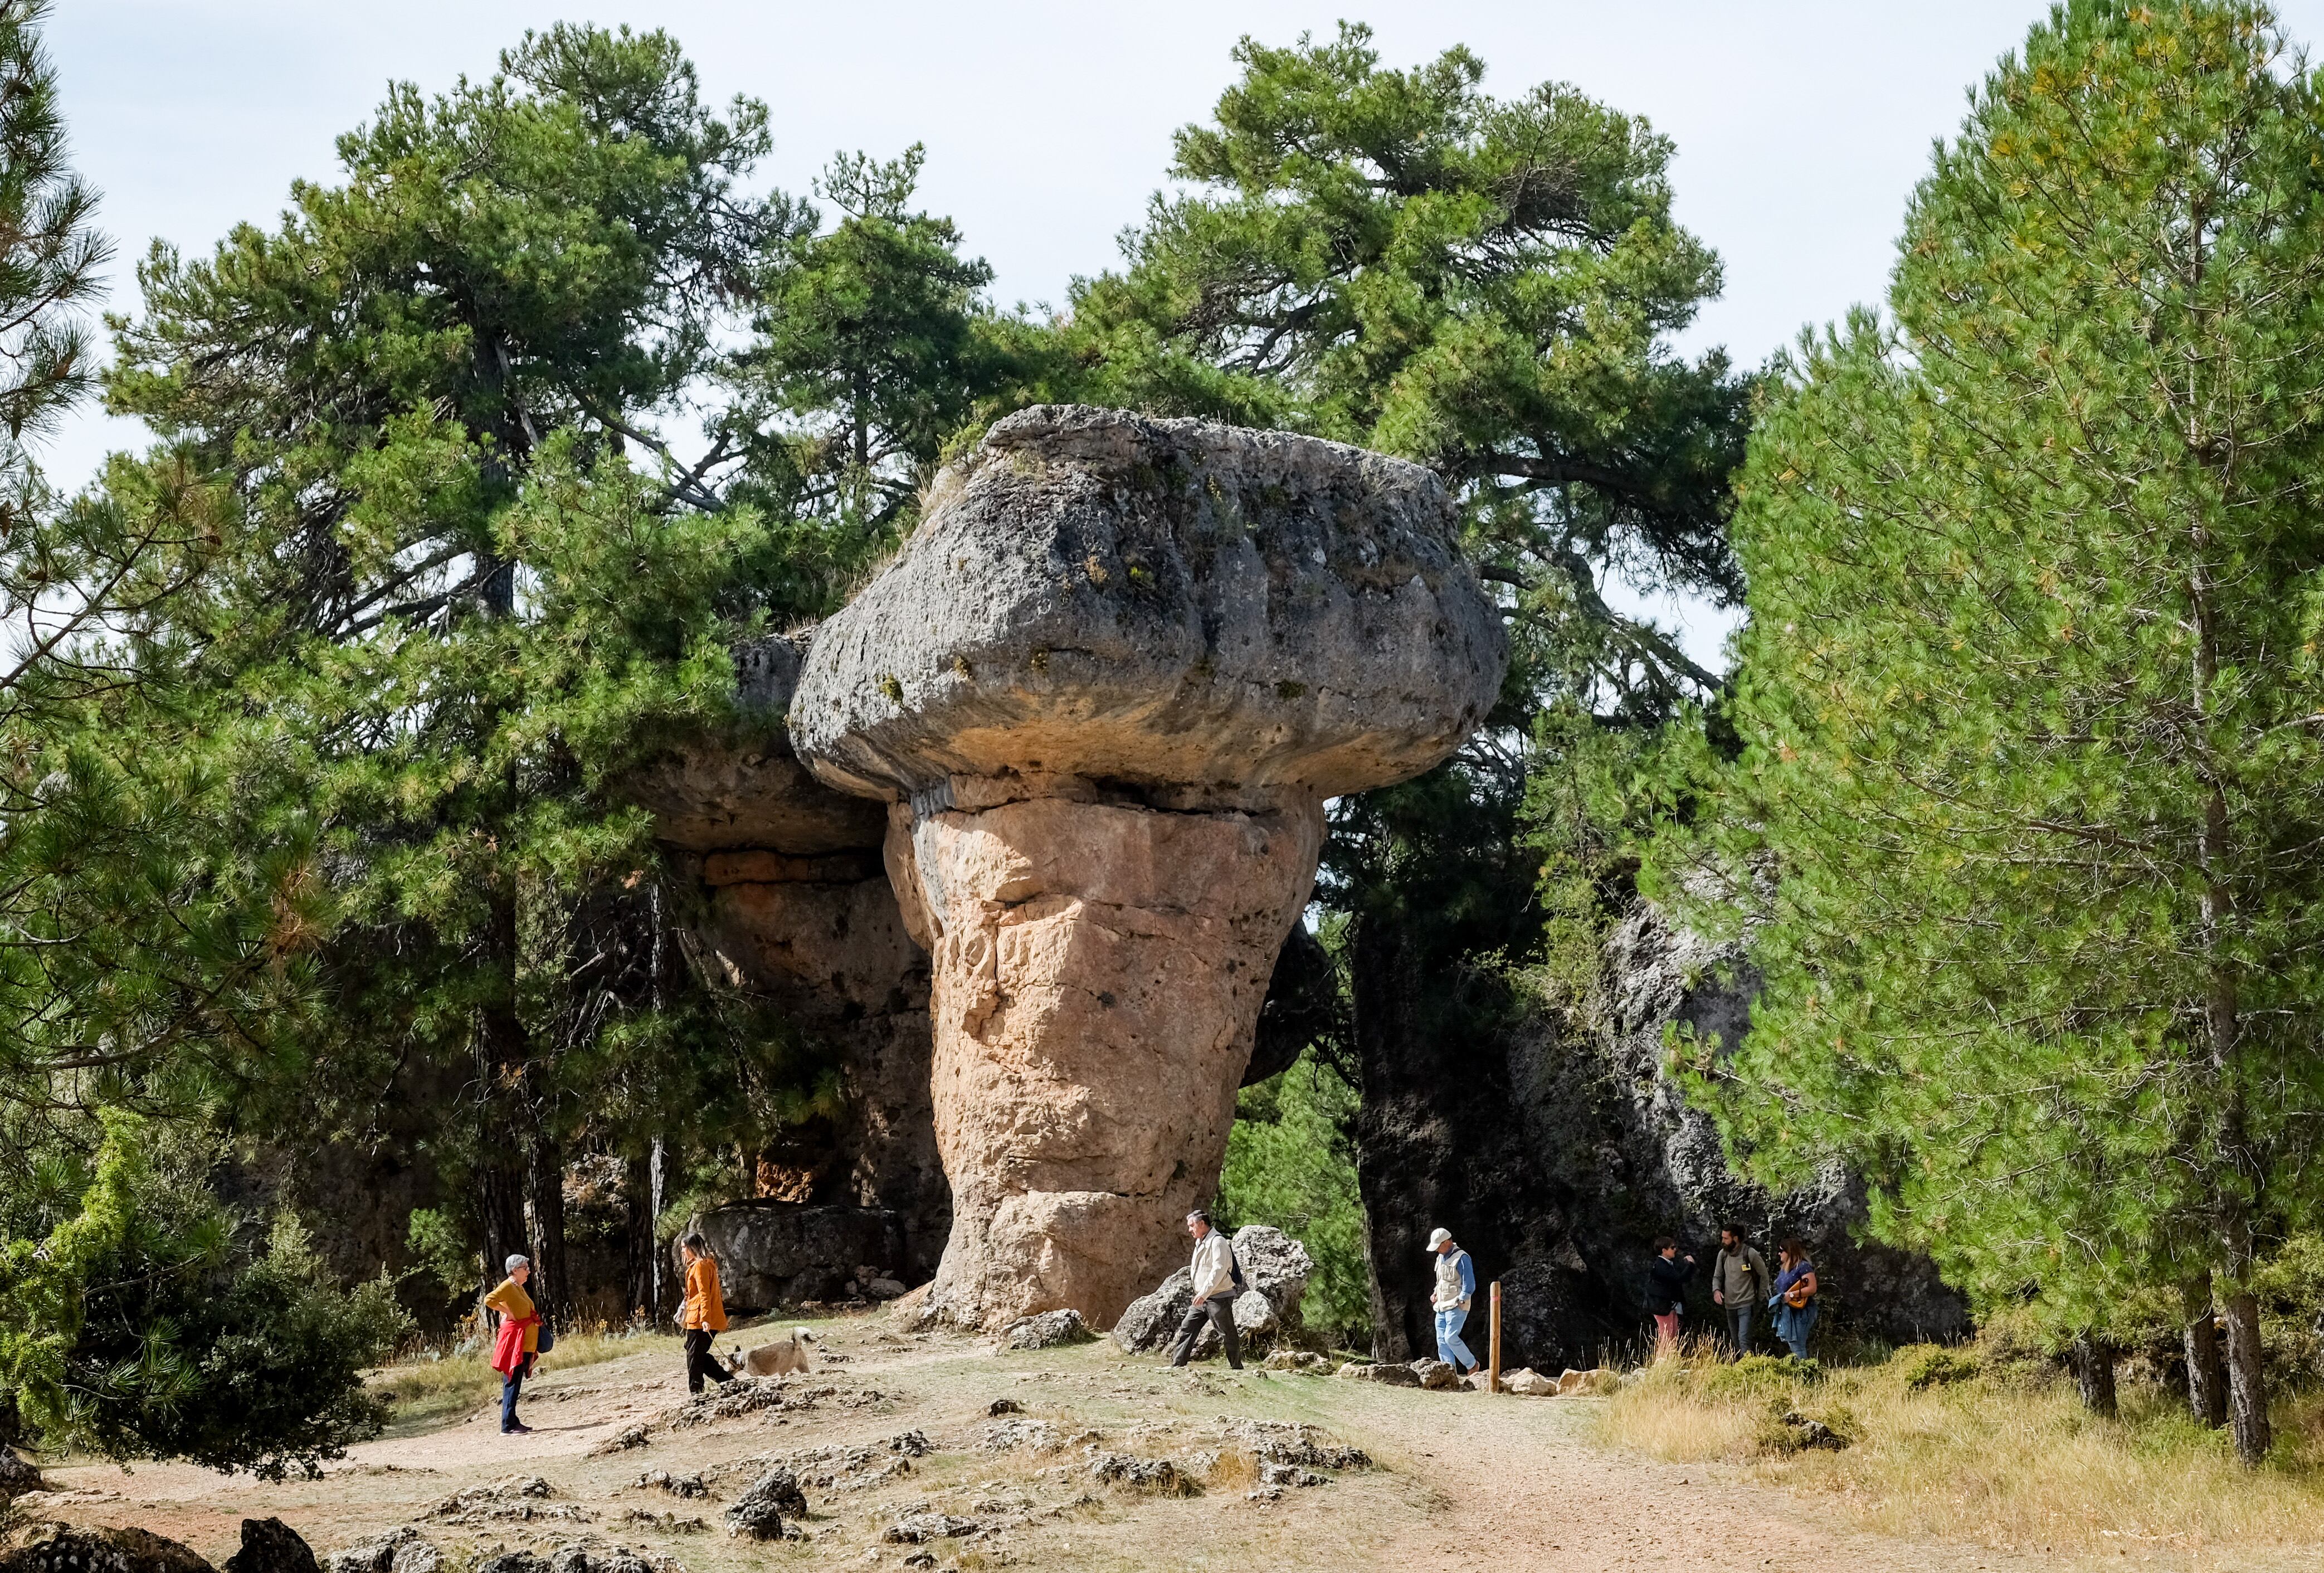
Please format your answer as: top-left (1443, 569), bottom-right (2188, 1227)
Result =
top-left (689, 1201), bottom-right (907, 1311)
top-left (1357, 887), bottom-right (1967, 1370)
top-left (792, 406), bottom-right (1504, 1329)
top-left (634, 635), bottom-right (948, 1280)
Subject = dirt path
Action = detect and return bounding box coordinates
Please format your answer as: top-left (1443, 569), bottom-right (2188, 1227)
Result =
top-left (19, 1319), bottom-right (2182, 1572)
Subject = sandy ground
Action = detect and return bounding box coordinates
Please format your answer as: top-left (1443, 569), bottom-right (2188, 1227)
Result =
top-left (15, 1312), bottom-right (2257, 1573)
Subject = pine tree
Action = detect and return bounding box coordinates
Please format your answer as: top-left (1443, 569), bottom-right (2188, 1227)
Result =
top-left (104, 25), bottom-right (801, 1327)
top-left (1677, 0), bottom-right (2324, 1462)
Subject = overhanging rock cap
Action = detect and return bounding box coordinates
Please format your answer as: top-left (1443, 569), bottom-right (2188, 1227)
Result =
top-left (789, 404), bottom-right (1508, 805)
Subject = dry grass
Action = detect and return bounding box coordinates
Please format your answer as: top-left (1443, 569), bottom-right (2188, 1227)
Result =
top-left (367, 1324), bottom-right (678, 1431)
top-left (1596, 1336), bottom-right (2324, 1561)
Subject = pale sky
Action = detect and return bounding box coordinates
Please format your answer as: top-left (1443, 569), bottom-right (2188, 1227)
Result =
top-left (47, 2), bottom-right (2324, 657)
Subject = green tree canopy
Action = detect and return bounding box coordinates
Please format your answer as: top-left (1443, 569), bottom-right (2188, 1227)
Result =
top-left (1669, 0), bottom-right (2324, 1462)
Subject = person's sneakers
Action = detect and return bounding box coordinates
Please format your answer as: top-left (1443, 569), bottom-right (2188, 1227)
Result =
top-left (503, 1422), bottom-right (533, 1434)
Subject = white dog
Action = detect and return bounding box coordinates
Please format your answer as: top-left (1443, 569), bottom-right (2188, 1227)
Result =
top-left (728, 1327), bottom-right (817, 1377)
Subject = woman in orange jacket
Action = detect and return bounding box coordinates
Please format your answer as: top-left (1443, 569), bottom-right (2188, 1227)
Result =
top-left (484, 1255), bottom-right (541, 1434)
top-left (679, 1232), bottom-right (734, 1394)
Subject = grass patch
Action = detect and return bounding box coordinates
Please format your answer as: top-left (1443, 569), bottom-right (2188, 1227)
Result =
top-left (1596, 1335), bottom-right (2324, 1560)
top-left (369, 1326), bottom-right (677, 1432)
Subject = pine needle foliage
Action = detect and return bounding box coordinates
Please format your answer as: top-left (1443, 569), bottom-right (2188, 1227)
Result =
top-left (1663, 0), bottom-right (2324, 1462)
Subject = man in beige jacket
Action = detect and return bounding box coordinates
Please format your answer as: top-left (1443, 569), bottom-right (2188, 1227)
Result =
top-left (1167, 1210), bottom-right (1244, 1370)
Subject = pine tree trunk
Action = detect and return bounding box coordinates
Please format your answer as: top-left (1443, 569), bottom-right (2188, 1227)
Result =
top-left (474, 878), bottom-right (532, 1321)
top-left (2220, 1206), bottom-right (2272, 1462)
top-left (525, 1127), bottom-right (571, 1331)
top-left (2069, 1333), bottom-right (2118, 1418)
top-left (623, 1152), bottom-right (654, 1325)
top-left (2183, 1278), bottom-right (2227, 1429)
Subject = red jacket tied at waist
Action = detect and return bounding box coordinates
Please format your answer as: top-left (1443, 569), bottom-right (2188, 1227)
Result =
top-left (490, 1309), bottom-right (538, 1377)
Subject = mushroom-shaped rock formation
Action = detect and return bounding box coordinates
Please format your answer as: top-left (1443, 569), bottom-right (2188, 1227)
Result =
top-left (628, 635), bottom-right (949, 1280)
top-left (790, 405), bottom-right (1506, 1328)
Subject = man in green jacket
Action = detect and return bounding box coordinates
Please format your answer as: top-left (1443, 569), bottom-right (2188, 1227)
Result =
top-left (1711, 1225), bottom-right (1771, 1356)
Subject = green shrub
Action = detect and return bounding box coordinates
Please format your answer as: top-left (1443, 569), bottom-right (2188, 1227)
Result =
top-left (1701, 1352), bottom-right (1822, 1402)
top-left (1897, 1344), bottom-right (1980, 1391)
top-left (0, 1112), bottom-right (413, 1477)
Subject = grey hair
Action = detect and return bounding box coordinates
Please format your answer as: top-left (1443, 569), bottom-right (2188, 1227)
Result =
top-left (505, 1254), bottom-right (530, 1274)
top-left (1185, 1210), bottom-right (1211, 1227)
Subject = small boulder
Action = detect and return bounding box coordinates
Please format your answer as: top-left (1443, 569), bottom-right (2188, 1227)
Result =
top-left (1502, 1367), bottom-right (1557, 1396)
top-left (1, 1526), bottom-right (217, 1573)
top-left (1088, 1452), bottom-right (1193, 1495)
top-left (1005, 1309), bottom-right (1095, 1350)
top-left (1556, 1367), bottom-right (1614, 1396)
top-left (1261, 1350), bottom-right (1332, 1374)
top-left (1334, 1361), bottom-right (1421, 1387)
top-left (1229, 1225), bottom-right (1315, 1326)
top-left (1410, 1358), bottom-right (1460, 1391)
top-left (881, 1514), bottom-right (979, 1544)
top-left (1111, 1268), bottom-right (1195, 1355)
top-left (1258, 1462), bottom-right (1328, 1488)
top-left (224, 1522), bottom-right (317, 1573)
top-left (0, 1450), bottom-right (40, 1503)
top-left (988, 1397), bottom-right (1024, 1415)
top-left (866, 1278), bottom-right (909, 1299)
top-left (727, 1465), bottom-right (810, 1540)
top-left (323, 1528), bottom-right (440, 1573)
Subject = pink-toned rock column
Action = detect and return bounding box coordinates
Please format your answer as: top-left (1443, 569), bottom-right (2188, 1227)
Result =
top-left (883, 790), bottom-right (1321, 1328)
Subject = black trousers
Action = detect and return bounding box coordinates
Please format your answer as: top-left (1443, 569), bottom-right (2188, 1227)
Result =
top-left (685, 1328), bottom-right (733, 1392)
top-left (1168, 1293), bottom-right (1243, 1369)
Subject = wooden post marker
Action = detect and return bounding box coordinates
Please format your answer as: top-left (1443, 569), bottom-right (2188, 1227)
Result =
top-left (1489, 1280), bottom-right (1503, 1394)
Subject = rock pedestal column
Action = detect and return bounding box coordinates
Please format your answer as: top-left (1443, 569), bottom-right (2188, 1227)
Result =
top-left (791, 405), bottom-right (1507, 1329)
top-left (890, 788), bottom-right (1321, 1327)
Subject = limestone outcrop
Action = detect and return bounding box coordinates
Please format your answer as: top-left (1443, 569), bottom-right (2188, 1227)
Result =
top-left (632, 635), bottom-right (947, 1280)
top-left (791, 405), bottom-right (1505, 1329)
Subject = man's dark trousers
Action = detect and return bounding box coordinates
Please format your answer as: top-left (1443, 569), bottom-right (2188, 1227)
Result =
top-left (1168, 1292), bottom-right (1243, 1369)
top-left (1726, 1304), bottom-right (1755, 1355)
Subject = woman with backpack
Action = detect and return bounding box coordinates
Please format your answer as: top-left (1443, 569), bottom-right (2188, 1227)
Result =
top-left (1769, 1237), bottom-right (1820, 1359)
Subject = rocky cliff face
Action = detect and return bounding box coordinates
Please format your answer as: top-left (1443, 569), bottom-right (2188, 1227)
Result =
top-left (1358, 894), bottom-right (1966, 1369)
top-left (791, 406), bottom-right (1506, 1330)
top-left (632, 636), bottom-right (949, 1281)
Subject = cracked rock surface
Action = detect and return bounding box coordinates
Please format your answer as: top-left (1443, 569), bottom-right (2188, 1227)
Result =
top-left (792, 405), bottom-right (1505, 1330)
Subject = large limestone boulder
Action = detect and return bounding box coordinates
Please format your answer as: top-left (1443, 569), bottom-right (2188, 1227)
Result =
top-left (792, 406), bottom-right (1504, 1331)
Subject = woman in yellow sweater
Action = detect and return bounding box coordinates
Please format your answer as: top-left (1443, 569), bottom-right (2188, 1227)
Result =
top-left (484, 1255), bottom-right (541, 1434)
top-left (679, 1232), bottom-right (734, 1394)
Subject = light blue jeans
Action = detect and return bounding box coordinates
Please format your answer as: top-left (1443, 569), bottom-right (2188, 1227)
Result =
top-left (1435, 1304), bottom-right (1477, 1371)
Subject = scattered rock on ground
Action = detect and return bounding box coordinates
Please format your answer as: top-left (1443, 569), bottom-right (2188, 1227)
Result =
top-left (1260, 1350), bottom-right (1332, 1374)
top-left (1334, 1361), bottom-right (1421, 1387)
top-left (1005, 1309), bottom-right (1095, 1350)
top-left (0, 1451), bottom-right (40, 1502)
top-left (1, 1525), bottom-right (218, 1573)
top-left (1557, 1367), bottom-right (1615, 1396)
top-left (1088, 1451), bottom-right (1192, 1495)
top-left (638, 1470), bottom-right (708, 1498)
top-left (1258, 1462), bottom-right (1328, 1488)
top-left (987, 1397), bottom-right (1023, 1415)
top-left (1410, 1358), bottom-right (1460, 1391)
top-left (1111, 1269), bottom-right (1194, 1355)
top-left (223, 1521), bottom-right (317, 1573)
top-left (1776, 1410), bottom-right (1849, 1450)
top-left (590, 1424), bottom-right (649, 1455)
top-left (979, 1417), bottom-right (1062, 1453)
top-left (725, 1465), bottom-right (809, 1540)
top-left (323, 1528), bottom-right (441, 1573)
top-left (880, 1514), bottom-right (978, 1545)
top-left (1501, 1367), bottom-right (1557, 1396)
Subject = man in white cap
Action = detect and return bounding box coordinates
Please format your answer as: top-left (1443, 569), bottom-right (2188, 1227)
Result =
top-left (1427, 1228), bottom-right (1478, 1375)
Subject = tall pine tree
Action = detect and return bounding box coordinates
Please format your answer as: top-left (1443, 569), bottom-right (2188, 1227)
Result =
top-left (1677, 0), bottom-right (2324, 1462)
